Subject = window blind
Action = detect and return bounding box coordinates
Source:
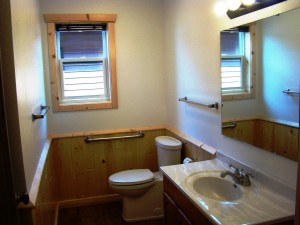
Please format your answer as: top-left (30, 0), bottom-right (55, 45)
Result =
top-left (221, 57), bottom-right (243, 89)
top-left (62, 60), bottom-right (105, 98)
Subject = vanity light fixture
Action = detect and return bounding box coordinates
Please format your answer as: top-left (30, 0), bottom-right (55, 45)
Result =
top-left (225, 0), bottom-right (287, 19)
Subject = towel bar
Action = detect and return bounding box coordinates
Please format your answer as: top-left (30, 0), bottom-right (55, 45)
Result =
top-left (85, 131), bottom-right (145, 143)
top-left (179, 97), bottom-right (218, 109)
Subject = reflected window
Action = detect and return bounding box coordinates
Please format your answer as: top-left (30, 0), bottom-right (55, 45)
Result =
top-left (221, 25), bottom-right (255, 100)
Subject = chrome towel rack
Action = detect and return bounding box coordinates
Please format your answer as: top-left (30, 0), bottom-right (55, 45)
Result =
top-left (85, 131), bottom-right (145, 143)
top-left (179, 97), bottom-right (218, 109)
top-left (283, 89), bottom-right (300, 95)
top-left (32, 105), bottom-right (50, 121)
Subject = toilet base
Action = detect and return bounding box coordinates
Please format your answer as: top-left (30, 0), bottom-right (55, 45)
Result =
top-left (122, 173), bottom-right (164, 222)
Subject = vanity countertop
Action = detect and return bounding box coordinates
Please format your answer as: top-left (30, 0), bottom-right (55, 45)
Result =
top-left (160, 159), bottom-right (295, 225)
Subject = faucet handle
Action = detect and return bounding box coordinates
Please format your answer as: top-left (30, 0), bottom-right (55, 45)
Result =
top-left (240, 169), bottom-right (254, 177)
top-left (240, 171), bottom-right (254, 186)
top-left (229, 164), bottom-right (240, 175)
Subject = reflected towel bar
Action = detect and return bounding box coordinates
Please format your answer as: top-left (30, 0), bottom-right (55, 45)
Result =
top-left (222, 122), bottom-right (237, 129)
top-left (32, 105), bottom-right (50, 121)
top-left (179, 97), bottom-right (218, 109)
top-left (85, 131), bottom-right (145, 143)
top-left (283, 89), bottom-right (300, 95)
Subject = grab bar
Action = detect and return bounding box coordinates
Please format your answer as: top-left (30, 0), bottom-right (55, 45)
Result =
top-left (85, 131), bottom-right (145, 143)
top-left (32, 105), bottom-right (50, 121)
top-left (179, 97), bottom-right (218, 109)
top-left (222, 122), bottom-right (237, 129)
top-left (283, 89), bottom-right (300, 95)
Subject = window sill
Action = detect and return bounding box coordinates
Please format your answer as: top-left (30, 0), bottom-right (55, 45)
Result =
top-left (54, 101), bottom-right (118, 112)
top-left (222, 92), bottom-right (254, 101)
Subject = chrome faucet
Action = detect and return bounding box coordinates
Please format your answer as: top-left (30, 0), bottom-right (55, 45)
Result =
top-left (220, 164), bottom-right (253, 187)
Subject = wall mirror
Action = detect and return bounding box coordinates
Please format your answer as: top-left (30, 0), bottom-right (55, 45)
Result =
top-left (221, 7), bottom-right (300, 161)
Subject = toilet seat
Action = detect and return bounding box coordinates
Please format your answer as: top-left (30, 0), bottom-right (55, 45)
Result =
top-left (109, 169), bottom-right (154, 186)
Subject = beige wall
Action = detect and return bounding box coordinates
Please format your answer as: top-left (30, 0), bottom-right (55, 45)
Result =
top-left (10, 0), bottom-right (47, 191)
top-left (41, 0), bottom-right (166, 135)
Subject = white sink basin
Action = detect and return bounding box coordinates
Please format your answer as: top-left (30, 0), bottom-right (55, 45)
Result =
top-left (185, 171), bottom-right (258, 202)
top-left (192, 176), bottom-right (242, 201)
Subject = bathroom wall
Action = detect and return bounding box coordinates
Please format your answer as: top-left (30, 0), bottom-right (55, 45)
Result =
top-left (39, 0), bottom-right (300, 188)
top-left (163, 0), bottom-right (300, 187)
top-left (40, 0), bottom-right (166, 135)
top-left (10, 0), bottom-right (47, 192)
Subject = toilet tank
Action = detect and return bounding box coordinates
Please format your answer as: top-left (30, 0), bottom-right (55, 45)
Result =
top-left (155, 136), bottom-right (182, 167)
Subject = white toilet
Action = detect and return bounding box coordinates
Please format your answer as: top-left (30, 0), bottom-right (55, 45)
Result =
top-left (108, 136), bottom-right (182, 222)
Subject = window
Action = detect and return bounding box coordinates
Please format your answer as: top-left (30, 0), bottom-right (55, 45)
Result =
top-left (221, 24), bottom-right (256, 100)
top-left (44, 14), bottom-right (118, 111)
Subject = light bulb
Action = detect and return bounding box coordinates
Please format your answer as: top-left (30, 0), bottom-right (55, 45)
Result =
top-left (241, 0), bottom-right (255, 6)
top-left (214, 1), bottom-right (228, 16)
top-left (226, 0), bottom-right (241, 11)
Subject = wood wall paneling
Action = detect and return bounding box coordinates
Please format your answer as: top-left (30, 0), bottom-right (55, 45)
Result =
top-left (55, 129), bottom-right (166, 201)
top-left (31, 128), bottom-right (216, 225)
top-left (166, 130), bottom-right (215, 162)
top-left (32, 141), bottom-right (59, 225)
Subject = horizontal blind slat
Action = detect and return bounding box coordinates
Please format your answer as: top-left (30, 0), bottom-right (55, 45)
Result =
top-left (64, 89), bottom-right (105, 97)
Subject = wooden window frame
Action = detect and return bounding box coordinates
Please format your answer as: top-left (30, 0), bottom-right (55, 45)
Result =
top-left (44, 14), bottom-right (118, 111)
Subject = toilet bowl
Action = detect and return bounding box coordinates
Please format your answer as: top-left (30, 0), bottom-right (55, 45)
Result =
top-left (108, 136), bottom-right (182, 222)
top-left (109, 169), bottom-right (155, 197)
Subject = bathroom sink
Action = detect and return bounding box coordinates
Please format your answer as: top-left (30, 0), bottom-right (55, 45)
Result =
top-left (185, 171), bottom-right (258, 202)
top-left (191, 176), bottom-right (242, 201)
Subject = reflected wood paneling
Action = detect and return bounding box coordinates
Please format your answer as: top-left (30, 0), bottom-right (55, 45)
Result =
top-left (273, 124), bottom-right (298, 160)
top-left (222, 119), bottom-right (299, 161)
top-left (223, 120), bottom-right (255, 145)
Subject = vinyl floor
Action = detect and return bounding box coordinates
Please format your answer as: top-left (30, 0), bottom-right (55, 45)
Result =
top-left (58, 201), bottom-right (165, 225)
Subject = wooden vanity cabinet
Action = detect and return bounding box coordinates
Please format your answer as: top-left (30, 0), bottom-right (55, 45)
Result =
top-left (164, 193), bottom-right (192, 225)
top-left (163, 175), bottom-right (294, 225)
top-left (163, 175), bottom-right (213, 225)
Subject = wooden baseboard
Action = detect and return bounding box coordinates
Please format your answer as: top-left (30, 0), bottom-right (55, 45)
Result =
top-left (58, 194), bottom-right (121, 209)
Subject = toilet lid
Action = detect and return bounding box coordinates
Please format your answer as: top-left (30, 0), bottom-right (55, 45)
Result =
top-left (109, 169), bottom-right (154, 186)
top-left (155, 136), bottom-right (182, 149)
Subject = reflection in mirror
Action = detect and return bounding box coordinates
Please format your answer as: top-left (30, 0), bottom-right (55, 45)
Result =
top-left (221, 8), bottom-right (300, 161)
